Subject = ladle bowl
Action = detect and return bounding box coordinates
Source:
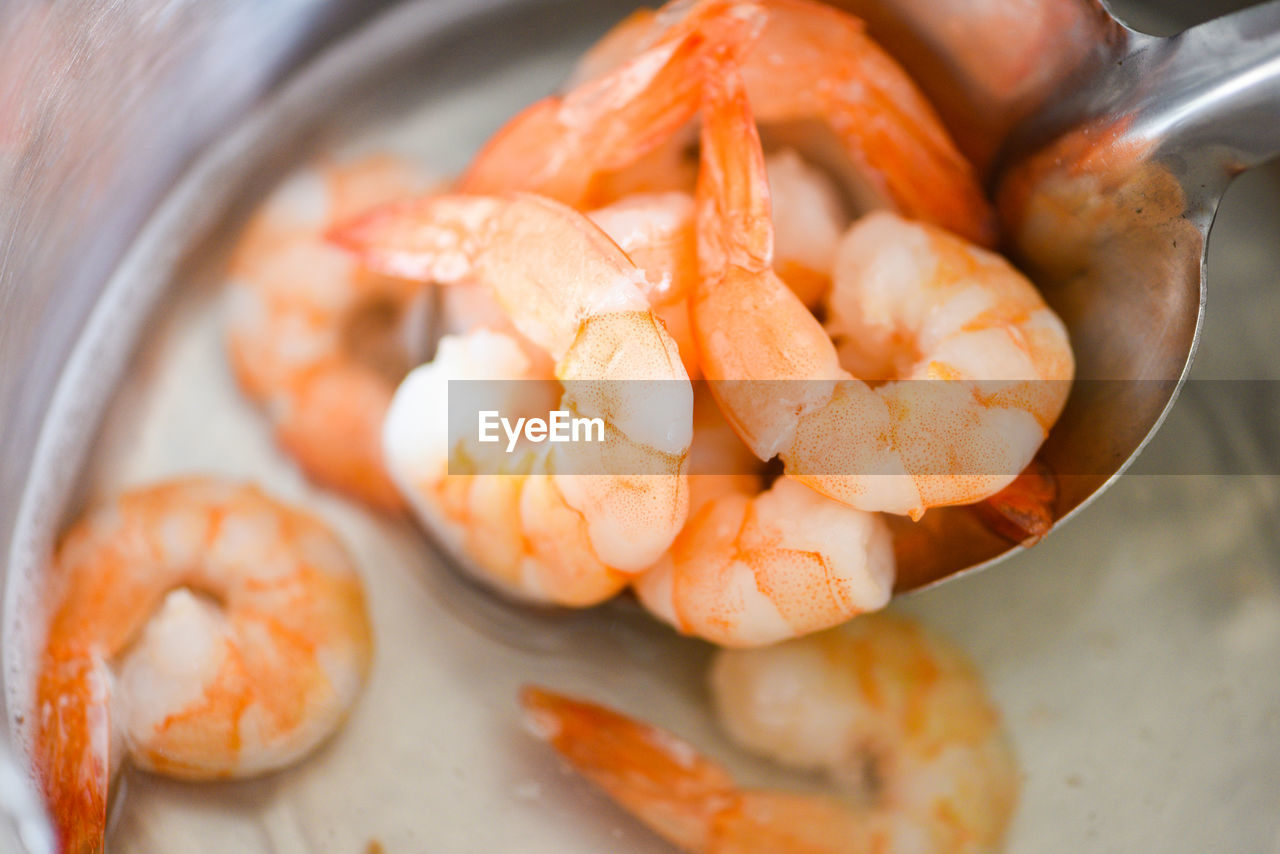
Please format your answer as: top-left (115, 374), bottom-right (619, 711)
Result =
top-left (853, 0), bottom-right (1280, 589)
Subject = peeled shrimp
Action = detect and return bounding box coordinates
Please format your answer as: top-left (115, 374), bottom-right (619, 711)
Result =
top-left (634, 394), bottom-right (894, 648)
top-left (585, 169), bottom-right (845, 377)
top-left (33, 478), bottom-right (373, 854)
top-left (333, 193), bottom-right (693, 605)
top-left (226, 155), bottom-right (432, 511)
top-left (457, 0), bottom-right (765, 208)
top-left (587, 172), bottom-right (839, 373)
top-left (570, 0), bottom-right (993, 244)
top-left (438, 190), bottom-right (697, 375)
top-left (521, 613), bottom-right (1017, 853)
top-left (586, 190), bottom-right (701, 378)
top-left (634, 473), bottom-right (894, 647)
top-left (693, 65), bottom-right (1073, 519)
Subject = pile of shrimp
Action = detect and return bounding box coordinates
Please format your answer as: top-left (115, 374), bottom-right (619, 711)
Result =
top-left (30, 1), bottom-right (1070, 850)
top-left (313, 0), bottom-right (1073, 645)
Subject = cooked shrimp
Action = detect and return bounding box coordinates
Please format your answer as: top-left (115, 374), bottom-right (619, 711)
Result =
top-left (225, 155), bottom-right (433, 511)
top-left (631, 387), bottom-right (892, 648)
top-left (33, 478), bottom-right (373, 854)
top-left (709, 613), bottom-right (1019, 852)
top-left (457, 0), bottom-right (765, 207)
top-left (586, 165), bottom-right (843, 375)
top-left (742, 0), bottom-right (995, 245)
top-left (520, 613), bottom-right (1017, 853)
top-left (588, 146), bottom-right (842, 321)
top-left (333, 193), bottom-right (693, 605)
top-left (693, 65), bottom-right (1073, 519)
top-left (587, 190), bottom-right (701, 378)
top-left (634, 474), bottom-right (894, 647)
top-left (569, 0), bottom-right (994, 244)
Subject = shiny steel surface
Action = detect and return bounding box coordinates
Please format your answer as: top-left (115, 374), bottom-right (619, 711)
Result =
top-left (1, 0), bottom-right (1278, 851)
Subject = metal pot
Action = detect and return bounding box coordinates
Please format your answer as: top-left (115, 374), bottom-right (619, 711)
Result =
top-left (2, 1), bottom-right (1277, 851)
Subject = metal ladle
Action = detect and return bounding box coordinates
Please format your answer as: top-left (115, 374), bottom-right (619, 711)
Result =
top-left (843, 0), bottom-right (1280, 590)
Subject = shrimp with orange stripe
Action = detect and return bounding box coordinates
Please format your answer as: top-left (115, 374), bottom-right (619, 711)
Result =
top-left (567, 0), bottom-right (994, 245)
top-left (691, 63), bottom-right (1073, 521)
top-left (458, 0), bottom-right (766, 207)
top-left (522, 612), bottom-right (1018, 854)
top-left (332, 193), bottom-right (694, 606)
top-left (634, 385), bottom-right (894, 647)
top-left (32, 478), bottom-right (373, 854)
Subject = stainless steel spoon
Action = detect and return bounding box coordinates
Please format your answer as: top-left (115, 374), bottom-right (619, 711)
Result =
top-left (834, 0), bottom-right (1280, 590)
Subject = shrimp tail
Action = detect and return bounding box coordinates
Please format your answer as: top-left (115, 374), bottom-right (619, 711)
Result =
top-left (520, 686), bottom-right (871, 853)
top-left (695, 60), bottom-right (774, 278)
top-left (693, 60), bottom-right (844, 461)
top-left (973, 459), bottom-right (1057, 545)
top-left (458, 0), bottom-right (767, 206)
top-left (36, 655), bottom-right (112, 854)
top-left (326, 195), bottom-right (501, 283)
top-left (519, 686), bottom-right (734, 853)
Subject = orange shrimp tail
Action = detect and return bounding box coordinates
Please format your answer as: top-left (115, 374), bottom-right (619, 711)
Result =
top-left (696, 62), bottom-right (774, 277)
top-left (35, 656), bottom-right (111, 854)
top-left (693, 58), bottom-right (843, 459)
top-left (520, 686), bottom-right (735, 852)
top-left (458, 0), bottom-right (767, 206)
top-left (749, 0), bottom-right (996, 247)
top-left (327, 195), bottom-right (498, 282)
top-left (973, 459), bottom-right (1057, 546)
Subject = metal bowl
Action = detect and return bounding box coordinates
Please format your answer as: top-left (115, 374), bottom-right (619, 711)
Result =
top-left (2, 1), bottom-right (1278, 850)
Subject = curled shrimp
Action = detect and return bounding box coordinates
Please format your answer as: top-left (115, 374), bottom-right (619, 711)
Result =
top-left (633, 472), bottom-right (894, 647)
top-left (226, 155), bottom-right (433, 511)
top-left (332, 193), bottom-right (693, 605)
top-left (521, 613), bottom-right (1017, 853)
top-left (570, 0), bottom-right (993, 245)
top-left (635, 393), bottom-right (894, 648)
top-left (457, 0), bottom-right (765, 207)
top-left (693, 65), bottom-right (1073, 519)
top-left (32, 478), bottom-right (373, 854)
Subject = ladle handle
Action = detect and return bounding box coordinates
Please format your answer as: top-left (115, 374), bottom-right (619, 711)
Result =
top-left (1135, 0), bottom-right (1280, 175)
